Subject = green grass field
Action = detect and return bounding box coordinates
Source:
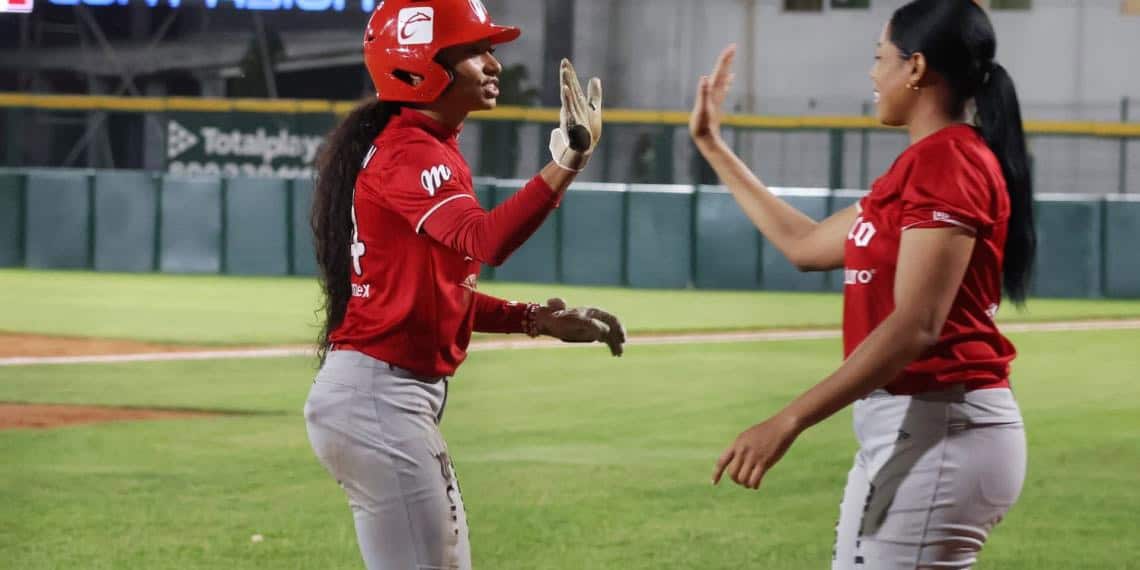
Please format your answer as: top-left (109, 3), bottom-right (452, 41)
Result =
top-left (2, 270), bottom-right (1139, 569)
top-left (4, 269), bottom-right (1140, 344)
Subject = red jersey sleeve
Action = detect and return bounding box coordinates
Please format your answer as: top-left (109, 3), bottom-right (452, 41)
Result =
top-left (365, 139), bottom-right (475, 234)
top-left (899, 140), bottom-right (999, 235)
top-left (422, 175), bottom-right (560, 266)
top-left (472, 292), bottom-right (530, 334)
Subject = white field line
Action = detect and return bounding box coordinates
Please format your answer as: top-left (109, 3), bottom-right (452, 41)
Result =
top-left (1, 319), bottom-right (1139, 367)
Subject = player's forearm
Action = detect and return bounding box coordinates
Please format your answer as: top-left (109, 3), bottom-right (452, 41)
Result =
top-left (472, 292), bottom-right (530, 334)
top-left (776, 312), bottom-right (937, 433)
top-left (424, 175), bottom-right (559, 266)
top-left (695, 136), bottom-right (823, 268)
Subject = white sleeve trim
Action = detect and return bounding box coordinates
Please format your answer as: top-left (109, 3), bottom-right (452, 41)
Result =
top-left (415, 194), bottom-right (475, 234)
top-left (902, 217), bottom-right (977, 234)
top-left (361, 145), bottom-right (378, 169)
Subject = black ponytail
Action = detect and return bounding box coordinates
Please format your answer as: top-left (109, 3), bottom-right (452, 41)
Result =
top-left (974, 63), bottom-right (1035, 304)
top-left (311, 99), bottom-right (403, 363)
top-left (890, 0), bottom-right (1036, 305)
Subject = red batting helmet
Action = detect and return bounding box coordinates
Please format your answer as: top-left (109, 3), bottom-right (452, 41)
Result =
top-left (363, 0), bottom-right (521, 103)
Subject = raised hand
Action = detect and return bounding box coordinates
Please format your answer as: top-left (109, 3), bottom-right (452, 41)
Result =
top-left (549, 59), bottom-right (603, 172)
top-left (690, 44), bottom-right (737, 143)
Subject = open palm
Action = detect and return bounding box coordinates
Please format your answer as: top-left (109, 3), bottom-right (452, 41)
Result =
top-left (689, 44), bottom-right (737, 142)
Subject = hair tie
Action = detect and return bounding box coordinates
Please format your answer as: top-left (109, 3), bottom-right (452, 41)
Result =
top-left (982, 61), bottom-right (997, 85)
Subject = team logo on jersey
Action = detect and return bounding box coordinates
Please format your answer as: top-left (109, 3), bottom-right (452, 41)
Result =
top-left (847, 216), bottom-right (876, 248)
top-left (420, 164), bottom-right (453, 196)
top-left (460, 274), bottom-right (479, 291)
top-left (398, 7), bottom-right (434, 45)
top-left (986, 303), bottom-right (1000, 318)
top-left (844, 268), bottom-right (876, 286)
top-left (351, 282), bottom-right (371, 299)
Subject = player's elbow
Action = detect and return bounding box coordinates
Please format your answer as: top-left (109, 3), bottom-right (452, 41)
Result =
top-left (892, 311), bottom-right (943, 353)
top-left (450, 224), bottom-right (511, 266)
top-left (480, 237), bottom-right (523, 267)
top-left (787, 250), bottom-right (826, 273)
top-left (447, 241), bottom-right (508, 267)
top-left (787, 228), bottom-right (844, 272)
top-left (792, 259), bottom-right (824, 272)
top-left (481, 245), bottom-right (513, 267)
top-left (912, 327), bottom-right (941, 351)
top-left (484, 253), bottom-right (509, 267)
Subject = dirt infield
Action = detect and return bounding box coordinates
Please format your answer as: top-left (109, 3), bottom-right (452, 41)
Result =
top-left (0, 333), bottom-right (218, 358)
top-left (0, 403), bottom-right (216, 430)
top-left (4, 319), bottom-right (1140, 368)
top-left (3, 320), bottom-right (1138, 429)
top-left (0, 334), bottom-right (230, 430)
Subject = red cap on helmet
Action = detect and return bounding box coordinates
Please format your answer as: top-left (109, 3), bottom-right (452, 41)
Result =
top-left (363, 0), bottom-right (521, 103)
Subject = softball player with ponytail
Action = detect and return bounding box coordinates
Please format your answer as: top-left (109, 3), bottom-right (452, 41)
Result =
top-left (304, 2), bottom-right (622, 568)
top-left (691, 1), bottom-right (1035, 567)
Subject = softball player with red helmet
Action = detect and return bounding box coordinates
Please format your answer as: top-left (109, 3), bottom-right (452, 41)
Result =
top-left (303, 1), bottom-right (622, 568)
top-left (691, 1), bottom-right (1034, 567)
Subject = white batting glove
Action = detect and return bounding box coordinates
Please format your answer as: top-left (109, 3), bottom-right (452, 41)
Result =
top-left (549, 58), bottom-right (603, 172)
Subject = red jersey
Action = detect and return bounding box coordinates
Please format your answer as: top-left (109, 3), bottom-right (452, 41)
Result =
top-left (843, 124), bottom-right (1015, 395)
top-left (330, 108), bottom-right (560, 377)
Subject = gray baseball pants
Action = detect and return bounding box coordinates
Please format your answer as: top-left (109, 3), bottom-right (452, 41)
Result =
top-left (304, 350), bottom-right (470, 570)
top-left (832, 386), bottom-right (1027, 569)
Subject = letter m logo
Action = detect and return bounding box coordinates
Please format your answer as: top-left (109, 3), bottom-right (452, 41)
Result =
top-left (420, 164), bottom-right (453, 196)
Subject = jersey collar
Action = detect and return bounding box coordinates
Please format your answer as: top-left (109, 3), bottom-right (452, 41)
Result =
top-left (393, 108), bottom-right (463, 141)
